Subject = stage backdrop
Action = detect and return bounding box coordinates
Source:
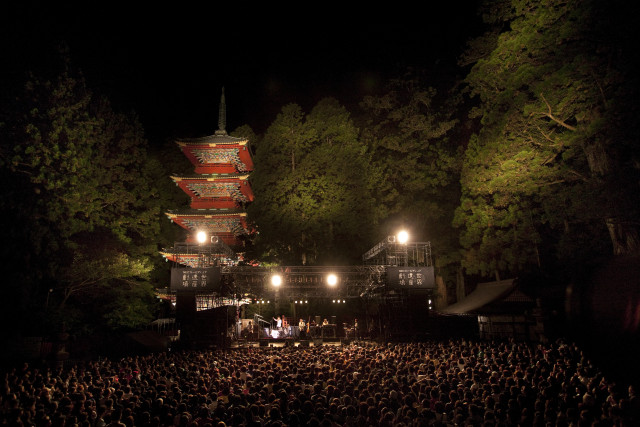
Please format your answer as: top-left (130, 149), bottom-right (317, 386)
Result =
top-left (386, 266), bottom-right (435, 289)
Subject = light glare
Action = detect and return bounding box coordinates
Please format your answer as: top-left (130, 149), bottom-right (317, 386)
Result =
top-left (327, 274), bottom-right (338, 286)
top-left (271, 274), bottom-right (282, 287)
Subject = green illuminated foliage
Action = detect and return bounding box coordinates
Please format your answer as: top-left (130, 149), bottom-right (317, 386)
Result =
top-left (248, 98), bottom-right (376, 264)
top-left (456, 0), bottom-right (640, 277)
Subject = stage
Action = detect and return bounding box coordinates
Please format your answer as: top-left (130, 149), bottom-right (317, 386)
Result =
top-left (230, 336), bottom-right (359, 348)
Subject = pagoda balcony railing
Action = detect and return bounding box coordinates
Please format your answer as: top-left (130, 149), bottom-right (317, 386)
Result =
top-left (169, 241), bottom-right (235, 259)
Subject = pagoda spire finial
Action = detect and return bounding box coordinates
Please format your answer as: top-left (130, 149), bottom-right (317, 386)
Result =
top-left (215, 87), bottom-right (227, 136)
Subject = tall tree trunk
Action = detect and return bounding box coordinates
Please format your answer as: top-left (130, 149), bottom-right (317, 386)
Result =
top-left (435, 275), bottom-right (447, 309)
top-left (583, 143), bottom-right (640, 254)
top-left (606, 219), bottom-right (640, 255)
top-left (456, 267), bottom-right (466, 303)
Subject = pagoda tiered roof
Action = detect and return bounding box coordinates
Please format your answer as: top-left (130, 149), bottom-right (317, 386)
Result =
top-left (176, 133), bottom-right (254, 174)
top-left (171, 174), bottom-right (254, 209)
top-left (166, 209), bottom-right (250, 247)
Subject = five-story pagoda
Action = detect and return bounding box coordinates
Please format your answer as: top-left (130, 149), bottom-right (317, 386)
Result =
top-left (161, 89), bottom-right (254, 268)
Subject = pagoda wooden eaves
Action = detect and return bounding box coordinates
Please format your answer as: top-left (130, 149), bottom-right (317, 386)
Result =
top-left (171, 174), bottom-right (254, 209)
top-left (177, 136), bottom-right (254, 174)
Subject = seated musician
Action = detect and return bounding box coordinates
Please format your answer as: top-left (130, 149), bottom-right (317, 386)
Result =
top-left (322, 318), bottom-right (329, 326)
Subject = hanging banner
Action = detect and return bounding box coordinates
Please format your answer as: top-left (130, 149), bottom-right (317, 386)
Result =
top-left (170, 267), bottom-right (221, 291)
top-left (386, 266), bottom-right (435, 289)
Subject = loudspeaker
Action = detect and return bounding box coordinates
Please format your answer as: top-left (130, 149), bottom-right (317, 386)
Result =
top-left (259, 339), bottom-right (269, 347)
top-left (313, 339), bottom-right (323, 347)
top-left (331, 315), bottom-right (336, 324)
top-left (299, 340), bottom-right (310, 347)
top-left (315, 315), bottom-right (321, 325)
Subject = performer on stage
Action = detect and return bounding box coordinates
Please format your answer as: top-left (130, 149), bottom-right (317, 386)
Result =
top-left (322, 318), bottom-right (329, 326)
top-left (354, 318), bottom-right (359, 339)
top-left (273, 316), bottom-right (282, 329)
top-left (298, 318), bottom-right (306, 339)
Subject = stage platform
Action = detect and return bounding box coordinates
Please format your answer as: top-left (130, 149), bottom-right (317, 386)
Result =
top-left (230, 337), bottom-right (359, 348)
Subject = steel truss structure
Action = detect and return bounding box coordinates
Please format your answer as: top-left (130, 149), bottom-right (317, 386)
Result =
top-left (221, 265), bottom-right (388, 299)
top-left (162, 237), bottom-right (434, 303)
top-left (363, 238), bottom-right (432, 268)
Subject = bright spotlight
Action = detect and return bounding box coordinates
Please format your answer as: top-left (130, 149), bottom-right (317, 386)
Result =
top-left (397, 230), bottom-right (409, 244)
top-left (196, 230), bottom-right (207, 244)
top-left (271, 275), bottom-right (282, 287)
top-left (327, 274), bottom-right (338, 286)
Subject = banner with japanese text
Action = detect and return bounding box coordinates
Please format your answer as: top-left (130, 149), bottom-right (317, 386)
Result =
top-left (386, 266), bottom-right (435, 289)
top-left (170, 267), bottom-right (221, 291)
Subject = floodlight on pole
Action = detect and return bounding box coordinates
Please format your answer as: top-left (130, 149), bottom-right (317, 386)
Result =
top-left (326, 274), bottom-right (338, 287)
top-left (196, 230), bottom-right (207, 244)
top-left (271, 274), bottom-right (282, 287)
top-left (397, 230), bottom-right (409, 244)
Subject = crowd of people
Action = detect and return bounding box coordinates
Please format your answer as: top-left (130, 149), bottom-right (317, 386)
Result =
top-left (1, 338), bottom-right (638, 426)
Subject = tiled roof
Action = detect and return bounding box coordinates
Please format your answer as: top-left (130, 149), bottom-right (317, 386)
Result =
top-left (176, 133), bottom-right (248, 145)
top-left (166, 209), bottom-right (247, 217)
top-left (171, 174), bottom-right (250, 181)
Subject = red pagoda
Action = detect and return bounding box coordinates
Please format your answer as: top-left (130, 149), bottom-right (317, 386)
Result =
top-left (161, 89), bottom-right (254, 267)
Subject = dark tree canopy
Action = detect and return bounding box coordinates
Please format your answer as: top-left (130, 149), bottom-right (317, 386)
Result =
top-left (0, 57), bottom-right (162, 337)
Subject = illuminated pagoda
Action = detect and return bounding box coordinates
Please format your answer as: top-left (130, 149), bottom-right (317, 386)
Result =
top-left (161, 89), bottom-right (254, 267)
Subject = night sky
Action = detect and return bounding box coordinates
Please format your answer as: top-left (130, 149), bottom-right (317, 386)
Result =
top-left (3, 2), bottom-right (482, 143)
